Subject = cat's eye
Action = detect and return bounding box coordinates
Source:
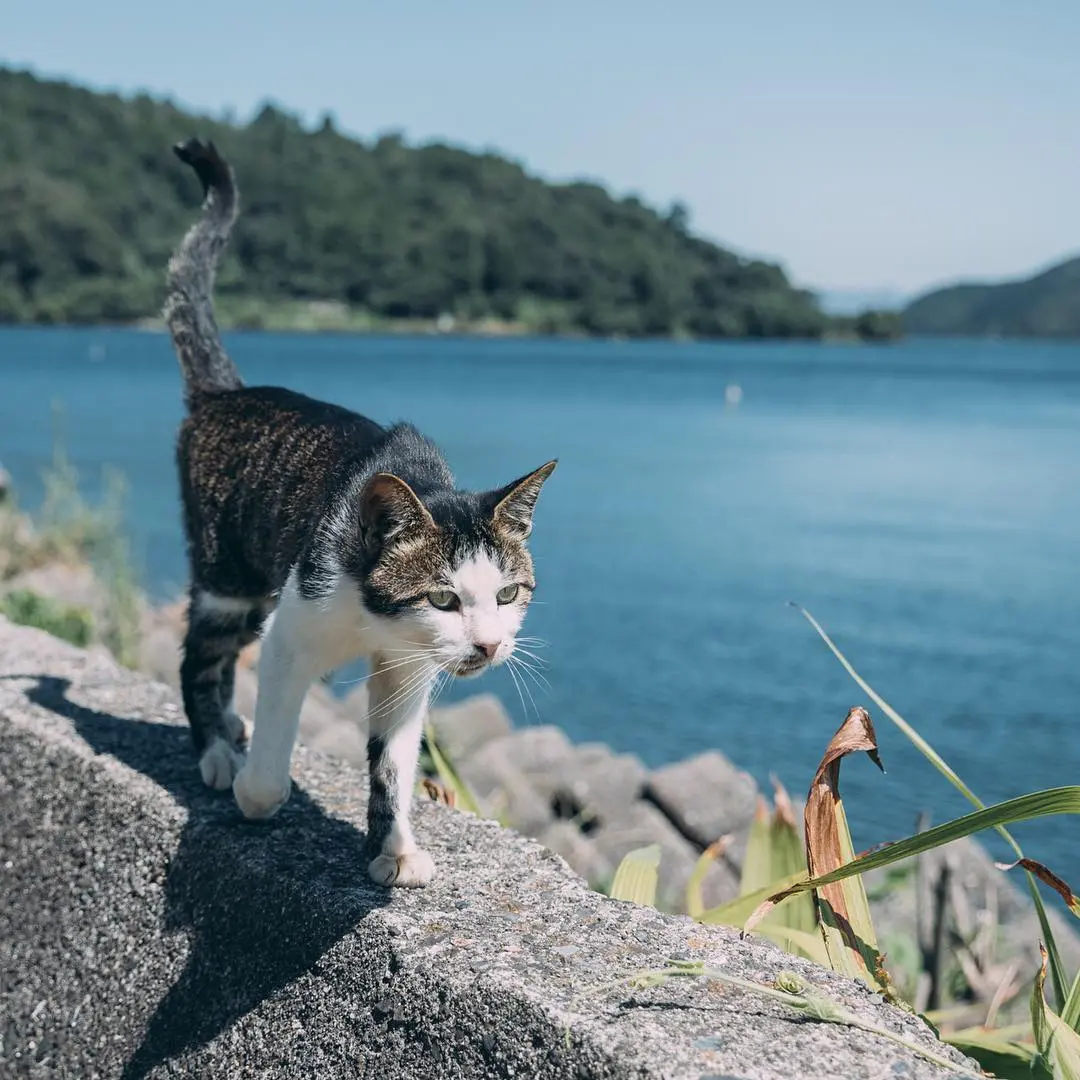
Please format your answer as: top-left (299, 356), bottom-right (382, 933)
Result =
top-left (496, 584), bottom-right (520, 605)
top-left (428, 589), bottom-right (460, 611)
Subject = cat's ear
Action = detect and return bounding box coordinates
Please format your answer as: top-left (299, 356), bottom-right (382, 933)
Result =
top-left (359, 473), bottom-right (434, 546)
top-left (489, 460), bottom-right (557, 540)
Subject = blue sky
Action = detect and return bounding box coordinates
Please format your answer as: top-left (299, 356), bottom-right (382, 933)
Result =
top-left (5, 0), bottom-right (1079, 297)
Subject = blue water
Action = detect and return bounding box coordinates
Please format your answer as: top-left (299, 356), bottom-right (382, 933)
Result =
top-left (2, 327), bottom-right (1078, 881)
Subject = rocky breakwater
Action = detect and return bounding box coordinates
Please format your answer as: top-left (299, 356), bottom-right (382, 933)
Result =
top-left (430, 703), bottom-right (753, 910)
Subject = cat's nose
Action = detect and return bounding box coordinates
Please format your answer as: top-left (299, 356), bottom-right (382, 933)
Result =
top-left (474, 642), bottom-right (500, 660)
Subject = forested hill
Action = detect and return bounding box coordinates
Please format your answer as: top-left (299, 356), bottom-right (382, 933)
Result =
top-left (903, 256), bottom-right (1080, 338)
top-left (0, 68), bottom-right (895, 340)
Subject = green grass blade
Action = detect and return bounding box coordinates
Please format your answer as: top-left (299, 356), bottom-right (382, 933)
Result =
top-left (609, 844), bottom-right (661, 907)
top-left (768, 786), bottom-right (817, 935)
top-left (1063, 969), bottom-right (1080, 1033)
top-left (746, 787), bottom-right (1080, 931)
top-left (697, 870), bottom-right (807, 926)
top-left (1032, 945), bottom-right (1080, 1080)
top-left (735, 790), bottom-right (816, 936)
top-left (797, 604), bottom-right (1071, 1008)
top-left (757, 924), bottom-right (831, 966)
top-left (942, 1031), bottom-right (1047, 1080)
top-left (686, 839), bottom-right (726, 919)
top-left (423, 724), bottom-right (483, 817)
top-left (739, 797), bottom-right (774, 895)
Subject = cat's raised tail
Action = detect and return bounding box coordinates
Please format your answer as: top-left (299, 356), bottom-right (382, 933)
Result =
top-left (163, 137), bottom-right (244, 404)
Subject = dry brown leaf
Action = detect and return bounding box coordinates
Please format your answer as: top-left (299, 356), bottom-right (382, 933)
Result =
top-left (996, 857), bottom-right (1080, 917)
top-left (747, 706), bottom-right (889, 991)
top-left (421, 777), bottom-right (457, 807)
top-left (806, 706), bottom-right (884, 939)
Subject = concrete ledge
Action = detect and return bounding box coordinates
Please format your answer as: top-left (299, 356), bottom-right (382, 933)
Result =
top-left (0, 620), bottom-right (975, 1079)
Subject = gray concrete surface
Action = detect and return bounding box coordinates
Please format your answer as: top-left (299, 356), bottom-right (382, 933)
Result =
top-left (0, 619), bottom-right (977, 1079)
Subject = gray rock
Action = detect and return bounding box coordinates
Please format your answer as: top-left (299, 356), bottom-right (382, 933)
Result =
top-left (485, 724), bottom-right (577, 793)
top-left (456, 749), bottom-right (554, 836)
top-left (429, 692), bottom-right (513, 761)
top-left (538, 820), bottom-right (615, 888)
top-left (591, 801), bottom-right (741, 912)
top-left (647, 750), bottom-right (759, 850)
top-left (0, 618), bottom-right (977, 1079)
top-left (298, 683), bottom-right (368, 767)
top-left (454, 725), bottom-right (577, 833)
top-left (549, 742), bottom-right (648, 830)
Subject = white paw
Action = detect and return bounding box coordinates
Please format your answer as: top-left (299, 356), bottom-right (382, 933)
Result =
top-left (232, 766), bottom-right (292, 820)
top-left (199, 737), bottom-right (245, 790)
top-left (222, 709), bottom-right (251, 746)
top-left (368, 850), bottom-right (435, 889)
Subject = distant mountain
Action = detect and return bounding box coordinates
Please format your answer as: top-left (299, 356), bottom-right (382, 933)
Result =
top-left (817, 288), bottom-right (909, 317)
top-left (903, 256), bottom-right (1080, 338)
top-left (0, 67), bottom-right (850, 339)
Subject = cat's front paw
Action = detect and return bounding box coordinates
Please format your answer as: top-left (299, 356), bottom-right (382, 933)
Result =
top-left (233, 766), bottom-right (292, 820)
top-left (368, 850), bottom-right (435, 888)
top-left (199, 736), bottom-right (245, 790)
top-left (222, 709), bottom-right (251, 748)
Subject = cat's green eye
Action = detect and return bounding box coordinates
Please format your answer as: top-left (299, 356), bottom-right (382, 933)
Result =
top-left (428, 589), bottom-right (459, 611)
top-left (496, 584), bottom-right (520, 605)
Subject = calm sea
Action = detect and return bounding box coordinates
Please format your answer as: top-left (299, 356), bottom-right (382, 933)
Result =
top-left (2, 327), bottom-right (1078, 879)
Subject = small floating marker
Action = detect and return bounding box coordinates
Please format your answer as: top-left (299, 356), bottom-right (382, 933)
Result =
top-left (724, 383), bottom-right (743, 407)
top-left (88, 344), bottom-right (106, 362)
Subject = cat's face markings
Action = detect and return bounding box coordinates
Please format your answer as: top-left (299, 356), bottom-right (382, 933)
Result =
top-left (425, 548), bottom-right (531, 676)
top-left (371, 537), bottom-right (534, 677)
top-left (362, 462), bottom-right (556, 677)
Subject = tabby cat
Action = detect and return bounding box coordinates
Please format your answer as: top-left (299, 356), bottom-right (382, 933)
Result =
top-left (164, 138), bottom-right (555, 887)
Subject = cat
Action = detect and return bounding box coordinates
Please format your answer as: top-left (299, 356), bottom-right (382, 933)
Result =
top-left (164, 137), bottom-right (555, 888)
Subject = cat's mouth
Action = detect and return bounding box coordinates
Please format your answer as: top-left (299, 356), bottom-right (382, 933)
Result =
top-left (450, 655), bottom-right (489, 678)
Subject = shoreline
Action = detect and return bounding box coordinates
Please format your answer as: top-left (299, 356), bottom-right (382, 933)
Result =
top-left (1, 305), bottom-right (902, 345)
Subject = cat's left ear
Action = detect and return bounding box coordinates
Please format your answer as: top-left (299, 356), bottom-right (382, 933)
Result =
top-left (488, 460), bottom-right (557, 540)
top-left (358, 472), bottom-right (434, 547)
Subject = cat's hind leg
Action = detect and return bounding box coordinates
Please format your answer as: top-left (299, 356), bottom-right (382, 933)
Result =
top-left (181, 588), bottom-right (263, 789)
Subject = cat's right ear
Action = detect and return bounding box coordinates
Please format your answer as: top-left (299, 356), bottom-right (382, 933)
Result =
top-left (358, 473), bottom-right (434, 547)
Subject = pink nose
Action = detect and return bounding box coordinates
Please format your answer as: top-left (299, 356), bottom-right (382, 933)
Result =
top-left (474, 642), bottom-right (499, 660)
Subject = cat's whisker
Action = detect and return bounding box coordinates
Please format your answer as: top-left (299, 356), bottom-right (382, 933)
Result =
top-left (511, 659), bottom-right (541, 719)
top-left (370, 673), bottom-right (436, 719)
top-left (333, 651), bottom-right (434, 687)
top-left (512, 646), bottom-right (549, 669)
top-left (504, 657), bottom-right (532, 720)
top-left (509, 648), bottom-right (551, 679)
top-left (508, 653), bottom-right (548, 700)
top-left (367, 664), bottom-right (439, 720)
top-left (511, 661), bottom-right (550, 695)
top-left (429, 670), bottom-right (453, 713)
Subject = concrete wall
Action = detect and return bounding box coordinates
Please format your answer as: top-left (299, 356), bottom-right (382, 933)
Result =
top-left (0, 619), bottom-right (974, 1079)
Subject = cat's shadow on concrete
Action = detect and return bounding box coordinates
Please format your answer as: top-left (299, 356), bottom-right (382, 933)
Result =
top-left (16, 674), bottom-right (389, 1080)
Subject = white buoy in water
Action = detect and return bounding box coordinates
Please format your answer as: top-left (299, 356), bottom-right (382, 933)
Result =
top-left (724, 383), bottom-right (743, 407)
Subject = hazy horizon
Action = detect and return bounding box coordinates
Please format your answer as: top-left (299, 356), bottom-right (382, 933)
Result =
top-left (5, 0), bottom-right (1078, 299)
